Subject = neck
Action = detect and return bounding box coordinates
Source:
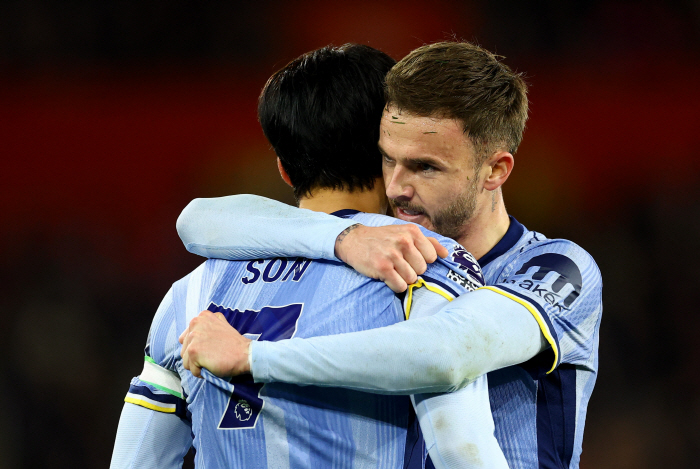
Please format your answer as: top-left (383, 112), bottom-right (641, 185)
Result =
top-left (455, 189), bottom-right (511, 261)
top-left (298, 182), bottom-right (387, 215)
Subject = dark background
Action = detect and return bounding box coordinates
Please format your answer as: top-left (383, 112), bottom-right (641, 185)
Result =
top-left (2, 1), bottom-right (699, 467)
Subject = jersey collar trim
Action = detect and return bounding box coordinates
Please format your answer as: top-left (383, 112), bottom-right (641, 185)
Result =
top-left (330, 209), bottom-right (362, 218)
top-left (478, 216), bottom-right (526, 267)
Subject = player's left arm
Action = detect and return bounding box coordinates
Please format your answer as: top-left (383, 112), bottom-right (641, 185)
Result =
top-left (111, 284), bottom-right (194, 468)
top-left (111, 401), bottom-right (192, 469)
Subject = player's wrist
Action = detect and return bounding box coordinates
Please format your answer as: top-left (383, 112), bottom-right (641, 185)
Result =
top-left (334, 223), bottom-right (362, 263)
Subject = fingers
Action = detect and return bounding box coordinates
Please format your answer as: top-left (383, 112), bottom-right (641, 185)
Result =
top-left (380, 269), bottom-right (408, 293)
top-left (428, 237), bottom-right (449, 259)
top-left (409, 229), bottom-right (439, 265)
top-left (392, 254), bottom-right (419, 287)
top-left (214, 312), bottom-right (227, 322)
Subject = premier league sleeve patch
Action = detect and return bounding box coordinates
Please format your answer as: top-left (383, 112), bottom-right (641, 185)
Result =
top-left (446, 245), bottom-right (485, 292)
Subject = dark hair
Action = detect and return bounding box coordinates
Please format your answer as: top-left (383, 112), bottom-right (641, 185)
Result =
top-left (385, 41), bottom-right (528, 159)
top-left (258, 43), bottom-right (396, 200)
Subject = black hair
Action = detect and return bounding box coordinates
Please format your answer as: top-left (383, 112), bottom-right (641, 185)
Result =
top-left (258, 43), bottom-right (396, 200)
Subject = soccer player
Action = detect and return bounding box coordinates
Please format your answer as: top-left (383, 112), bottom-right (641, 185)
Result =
top-left (111, 44), bottom-right (509, 469)
top-left (178, 42), bottom-right (603, 469)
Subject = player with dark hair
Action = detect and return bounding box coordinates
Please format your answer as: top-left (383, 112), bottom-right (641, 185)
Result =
top-left (111, 43), bottom-right (509, 469)
top-left (178, 41), bottom-right (602, 469)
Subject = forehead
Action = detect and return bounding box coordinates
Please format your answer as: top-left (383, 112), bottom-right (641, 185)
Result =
top-left (379, 105), bottom-right (473, 163)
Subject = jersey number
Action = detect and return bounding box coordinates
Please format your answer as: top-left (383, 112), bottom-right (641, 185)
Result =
top-left (207, 302), bottom-right (303, 430)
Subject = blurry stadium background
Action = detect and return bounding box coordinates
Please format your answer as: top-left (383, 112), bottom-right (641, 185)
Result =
top-left (2, 1), bottom-right (699, 467)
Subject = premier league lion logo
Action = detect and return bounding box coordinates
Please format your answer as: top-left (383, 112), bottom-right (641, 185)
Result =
top-left (234, 399), bottom-right (253, 421)
top-left (451, 245), bottom-right (483, 279)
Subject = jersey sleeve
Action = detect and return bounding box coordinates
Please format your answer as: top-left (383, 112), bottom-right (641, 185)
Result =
top-left (484, 239), bottom-right (603, 372)
top-left (110, 402), bottom-right (192, 469)
top-left (125, 286), bottom-right (190, 420)
top-left (177, 194), bottom-right (355, 261)
top-left (112, 283), bottom-right (193, 468)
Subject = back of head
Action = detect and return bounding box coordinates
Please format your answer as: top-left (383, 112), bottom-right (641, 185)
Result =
top-left (385, 41), bottom-right (528, 160)
top-left (258, 44), bottom-right (396, 200)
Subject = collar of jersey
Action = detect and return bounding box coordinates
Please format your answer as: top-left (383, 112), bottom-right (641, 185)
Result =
top-left (478, 215), bottom-right (526, 267)
top-left (330, 209), bottom-right (362, 218)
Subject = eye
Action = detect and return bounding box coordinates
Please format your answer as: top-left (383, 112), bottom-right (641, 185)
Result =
top-left (419, 163), bottom-right (436, 172)
top-left (382, 154), bottom-right (395, 165)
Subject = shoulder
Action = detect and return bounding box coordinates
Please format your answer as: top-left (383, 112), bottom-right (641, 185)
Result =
top-left (501, 236), bottom-right (602, 288)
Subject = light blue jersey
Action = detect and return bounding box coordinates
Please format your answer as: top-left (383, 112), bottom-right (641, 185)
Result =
top-left (116, 209), bottom-right (488, 469)
top-left (474, 217), bottom-right (602, 469)
top-left (174, 195), bottom-right (603, 469)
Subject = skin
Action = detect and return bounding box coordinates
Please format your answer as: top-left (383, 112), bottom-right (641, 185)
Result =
top-left (377, 104), bottom-right (514, 261)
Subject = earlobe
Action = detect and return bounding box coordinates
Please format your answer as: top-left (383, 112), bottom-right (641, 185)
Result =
top-left (277, 158), bottom-right (294, 187)
top-left (483, 151), bottom-right (514, 191)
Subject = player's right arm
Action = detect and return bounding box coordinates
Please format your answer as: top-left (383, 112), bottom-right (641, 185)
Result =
top-left (110, 287), bottom-right (193, 469)
top-left (177, 194), bottom-right (444, 292)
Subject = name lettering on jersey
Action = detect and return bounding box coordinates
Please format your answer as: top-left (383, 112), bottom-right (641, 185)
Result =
top-left (242, 258), bottom-right (312, 285)
top-left (501, 253), bottom-right (582, 312)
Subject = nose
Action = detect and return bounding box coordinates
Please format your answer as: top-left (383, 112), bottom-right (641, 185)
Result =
top-left (384, 165), bottom-right (414, 201)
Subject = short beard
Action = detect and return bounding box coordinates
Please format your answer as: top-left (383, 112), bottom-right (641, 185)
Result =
top-left (389, 175), bottom-right (479, 240)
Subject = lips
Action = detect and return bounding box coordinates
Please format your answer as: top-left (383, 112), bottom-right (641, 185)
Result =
top-left (396, 207), bottom-right (426, 220)
top-left (401, 208), bottom-right (422, 216)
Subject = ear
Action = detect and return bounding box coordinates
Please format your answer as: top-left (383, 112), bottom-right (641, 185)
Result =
top-left (483, 151), bottom-right (514, 191)
top-left (277, 158), bottom-right (293, 187)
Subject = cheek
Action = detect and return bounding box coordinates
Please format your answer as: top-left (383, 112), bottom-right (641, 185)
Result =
top-left (381, 163), bottom-right (394, 184)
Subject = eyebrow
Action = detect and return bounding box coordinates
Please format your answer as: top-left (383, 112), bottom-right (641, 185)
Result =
top-left (378, 144), bottom-right (444, 168)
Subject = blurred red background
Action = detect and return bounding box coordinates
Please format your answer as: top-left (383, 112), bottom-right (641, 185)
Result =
top-left (1, 1), bottom-right (699, 467)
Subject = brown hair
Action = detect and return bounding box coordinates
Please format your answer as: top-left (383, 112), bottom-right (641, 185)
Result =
top-left (385, 41), bottom-right (528, 161)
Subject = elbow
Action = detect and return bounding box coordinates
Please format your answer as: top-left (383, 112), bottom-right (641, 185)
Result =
top-left (426, 344), bottom-right (475, 391)
top-left (176, 198), bottom-right (206, 251)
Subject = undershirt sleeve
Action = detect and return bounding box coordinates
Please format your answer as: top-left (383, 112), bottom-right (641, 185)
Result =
top-left (405, 288), bottom-right (509, 469)
top-left (251, 287), bottom-right (547, 394)
top-left (177, 194), bottom-right (354, 261)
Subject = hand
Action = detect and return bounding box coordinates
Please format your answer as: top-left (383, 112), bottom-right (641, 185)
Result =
top-left (179, 310), bottom-right (252, 378)
top-left (334, 224), bottom-right (448, 293)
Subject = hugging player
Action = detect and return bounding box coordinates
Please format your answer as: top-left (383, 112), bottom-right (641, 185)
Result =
top-left (180, 41), bottom-right (603, 469)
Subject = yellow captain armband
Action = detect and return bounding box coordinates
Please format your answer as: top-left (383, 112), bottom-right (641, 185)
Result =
top-left (477, 286), bottom-right (560, 374)
top-left (404, 278), bottom-right (455, 320)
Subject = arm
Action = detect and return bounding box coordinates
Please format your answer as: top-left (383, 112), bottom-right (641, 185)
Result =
top-left (251, 240), bottom-right (601, 394)
top-left (405, 287), bottom-right (508, 469)
top-left (176, 195), bottom-right (445, 292)
top-left (177, 195), bottom-right (355, 261)
top-left (112, 287), bottom-right (193, 468)
top-left (251, 288), bottom-right (547, 394)
top-left (110, 402), bottom-right (192, 469)
top-left (415, 376), bottom-right (508, 469)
